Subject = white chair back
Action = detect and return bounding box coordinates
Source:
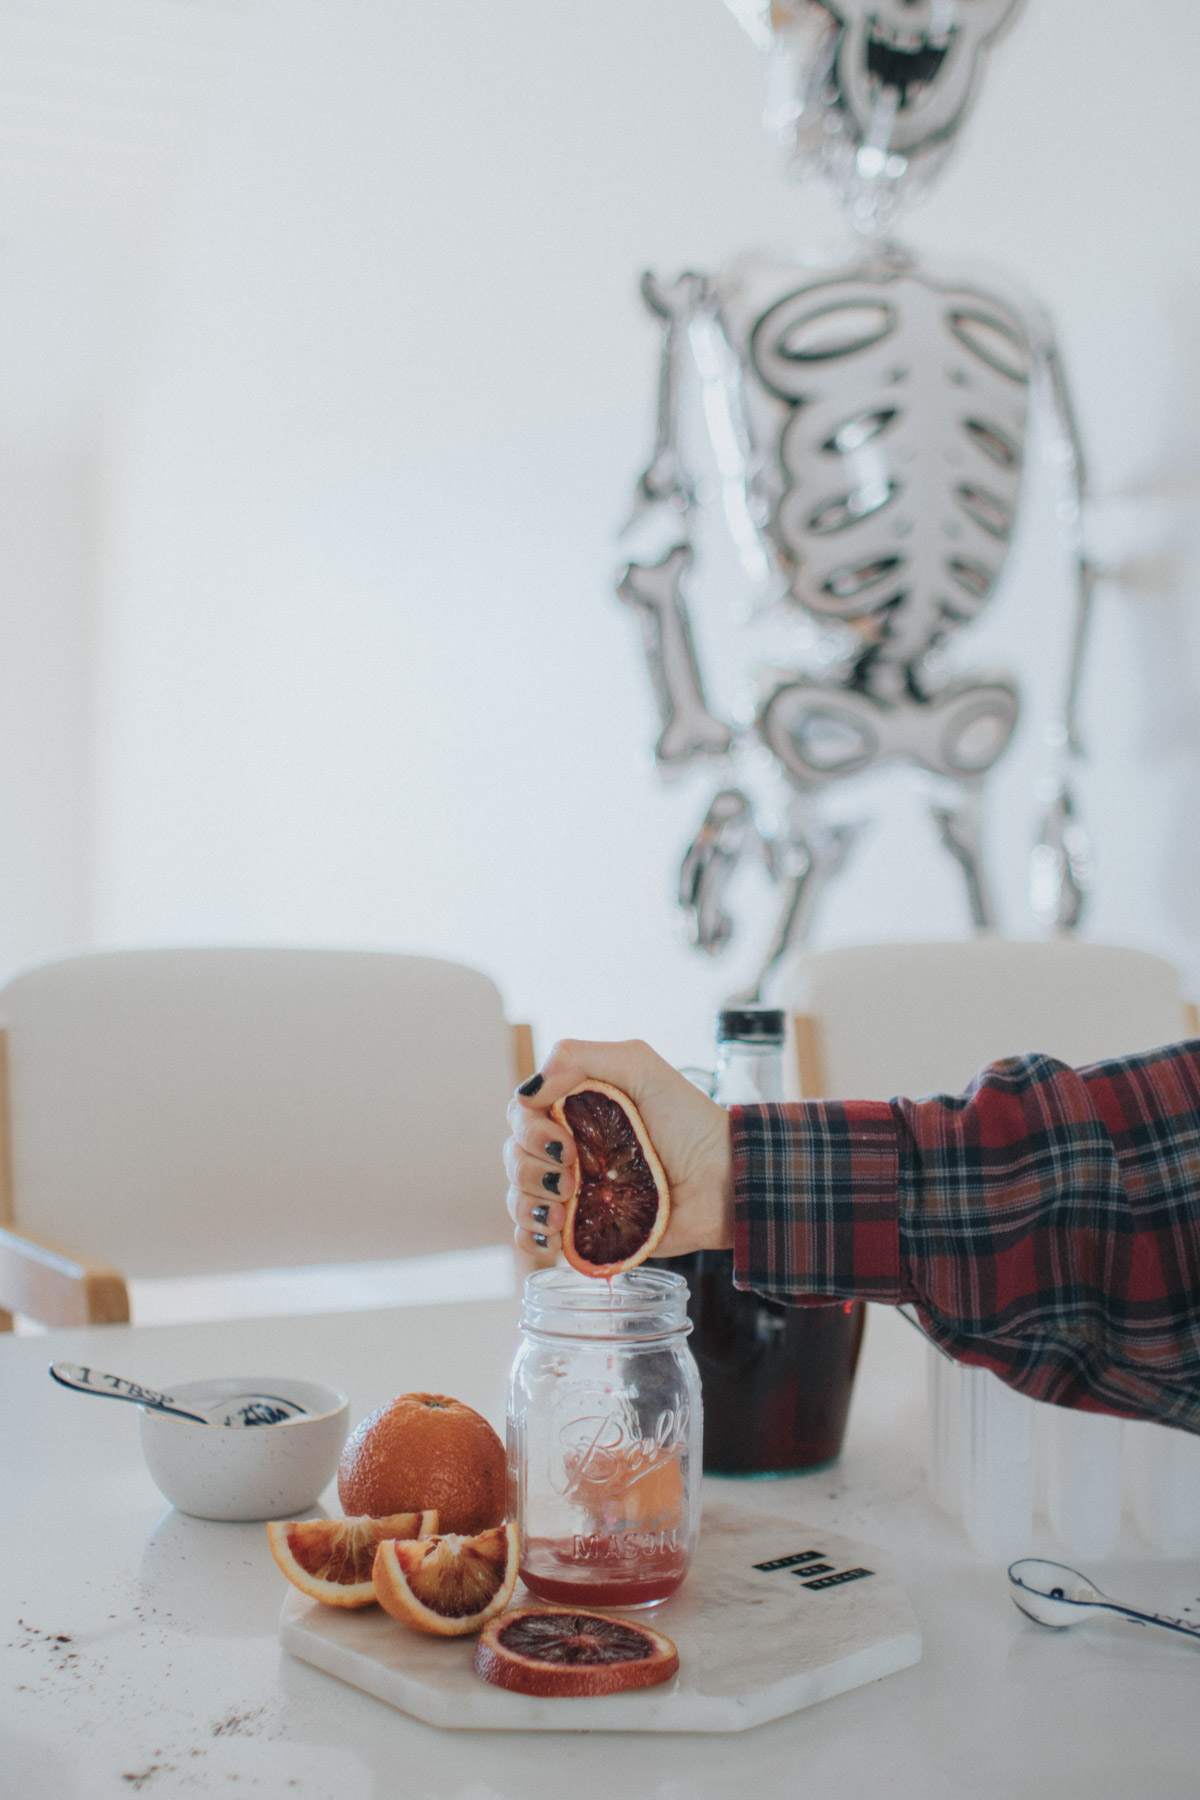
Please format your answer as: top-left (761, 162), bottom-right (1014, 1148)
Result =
top-left (788, 939), bottom-right (1190, 1099)
top-left (0, 948), bottom-right (517, 1276)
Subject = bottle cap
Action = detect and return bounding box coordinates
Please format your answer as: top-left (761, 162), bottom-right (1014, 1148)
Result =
top-left (717, 1008), bottom-right (786, 1043)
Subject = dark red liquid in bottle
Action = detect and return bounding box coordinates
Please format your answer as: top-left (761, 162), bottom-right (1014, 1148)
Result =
top-left (658, 1252), bottom-right (865, 1474)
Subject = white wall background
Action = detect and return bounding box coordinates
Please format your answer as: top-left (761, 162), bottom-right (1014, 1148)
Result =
top-left (8, 0), bottom-right (1200, 1070)
top-left (0, 458), bottom-right (91, 969)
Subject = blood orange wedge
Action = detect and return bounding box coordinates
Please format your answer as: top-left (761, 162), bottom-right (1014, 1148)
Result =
top-left (552, 1080), bottom-right (670, 1277)
top-left (372, 1521), bottom-right (518, 1636)
top-left (267, 1511), bottom-right (438, 1608)
top-left (473, 1607), bottom-right (679, 1697)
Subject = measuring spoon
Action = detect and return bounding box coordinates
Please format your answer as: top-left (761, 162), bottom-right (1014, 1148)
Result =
top-left (1008, 1558), bottom-right (1200, 1644)
top-left (49, 1361), bottom-right (309, 1426)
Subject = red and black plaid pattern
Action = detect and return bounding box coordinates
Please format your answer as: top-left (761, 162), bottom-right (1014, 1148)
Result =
top-left (731, 1040), bottom-right (1200, 1432)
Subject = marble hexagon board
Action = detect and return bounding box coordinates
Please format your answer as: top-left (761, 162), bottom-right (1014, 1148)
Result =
top-left (279, 1500), bottom-right (921, 1732)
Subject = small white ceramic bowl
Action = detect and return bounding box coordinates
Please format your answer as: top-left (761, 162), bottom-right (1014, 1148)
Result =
top-left (139, 1376), bottom-right (349, 1522)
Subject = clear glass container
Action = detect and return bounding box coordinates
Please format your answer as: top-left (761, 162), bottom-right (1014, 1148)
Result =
top-left (507, 1266), bottom-right (702, 1608)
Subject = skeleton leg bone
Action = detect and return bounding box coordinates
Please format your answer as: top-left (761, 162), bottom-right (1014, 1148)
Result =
top-left (730, 816), bottom-right (862, 1004)
top-left (679, 789), bottom-right (759, 955)
top-left (1031, 780), bottom-right (1091, 933)
top-left (930, 780), bottom-right (996, 932)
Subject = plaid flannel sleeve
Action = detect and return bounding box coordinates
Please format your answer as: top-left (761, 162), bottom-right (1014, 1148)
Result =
top-left (730, 1040), bottom-right (1200, 1432)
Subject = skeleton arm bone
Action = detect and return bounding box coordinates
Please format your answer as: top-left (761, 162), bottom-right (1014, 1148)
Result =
top-left (1041, 331), bottom-right (1097, 756)
top-left (631, 271), bottom-right (707, 518)
top-left (619, 271), bottom-right (735, 772)
top-left (617, 549), bottom-right (734, 768)
top-left (1029, 319), bottom-right (1097, 929)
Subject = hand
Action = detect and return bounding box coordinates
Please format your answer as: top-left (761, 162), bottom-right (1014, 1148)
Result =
top-left (505, 1038), bottom-right (734, 1262)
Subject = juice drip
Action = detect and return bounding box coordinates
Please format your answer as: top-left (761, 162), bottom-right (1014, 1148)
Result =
top-left (605, 1271), bottom-right (616, 1393)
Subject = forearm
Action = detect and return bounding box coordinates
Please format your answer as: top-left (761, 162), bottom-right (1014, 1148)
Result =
top-left (731, 1041), bottom-right (1200, 1429)
top-left (732, 1097), bottom-right (902, 1302)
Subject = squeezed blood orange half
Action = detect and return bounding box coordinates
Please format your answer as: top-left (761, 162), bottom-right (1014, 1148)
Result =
top-left (267, 1511), bottom-right (438, 1607)
top-left (372, 1521), bottom-right (519, 1636)
top-left (551, 1080), bottom-right (670, 1277)
top-left (473, 1607), bottom-right (679, 1696)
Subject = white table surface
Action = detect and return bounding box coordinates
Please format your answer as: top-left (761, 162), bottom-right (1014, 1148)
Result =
top-left (3, 1297), bottom-right (1198, 1799)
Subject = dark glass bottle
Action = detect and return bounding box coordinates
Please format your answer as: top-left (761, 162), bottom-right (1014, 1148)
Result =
top-left (661, 1008), bottom-right (866, 1475)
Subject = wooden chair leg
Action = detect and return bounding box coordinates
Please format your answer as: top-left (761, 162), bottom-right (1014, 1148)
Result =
top-left (510, 1023), bottom-right (537, 1087)
top-left (791, 1013), bottom-right (827, 1099)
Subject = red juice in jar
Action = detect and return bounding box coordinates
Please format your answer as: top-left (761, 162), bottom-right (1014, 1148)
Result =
top-left (519, 1536), bottom-right (688, 1608)
top-left (519, 1438), bottom-right (689, 1606)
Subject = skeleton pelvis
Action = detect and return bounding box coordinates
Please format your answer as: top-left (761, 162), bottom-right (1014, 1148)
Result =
top-left (759, 676), bottom-right (1018, 787)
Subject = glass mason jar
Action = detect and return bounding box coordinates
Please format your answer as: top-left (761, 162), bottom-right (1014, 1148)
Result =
top-left (507, 1266), bottom-right (702, 1609)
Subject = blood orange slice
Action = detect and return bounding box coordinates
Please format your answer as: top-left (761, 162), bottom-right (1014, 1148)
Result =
top-left (267, 1511), bottom-right (438, 1608)
top-left (552, 1080), bottom-right (670, 1277)
top-left (473, 1607), bottom-right (679, 1696)
top-left (372, 1521), bottom-right (518, 1636)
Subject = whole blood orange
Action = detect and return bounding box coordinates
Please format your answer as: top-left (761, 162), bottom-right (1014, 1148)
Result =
top-left (267, 1510), bottom-right (438, 1607)
top-left (337, 1392), bottom-right (506, 1536)
top-left (372, 1521), bottom-right (518, 1636)
top-left (473, 1607), bottom-right (679, 1696)
top-left (552, 1080), bottom-right (671, 1278)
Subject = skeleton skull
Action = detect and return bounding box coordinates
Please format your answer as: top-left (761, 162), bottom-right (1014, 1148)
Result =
top-left (831, 0), bottom-right (1023, 155)
top-left (725, 0), bottom-right (1022, 212)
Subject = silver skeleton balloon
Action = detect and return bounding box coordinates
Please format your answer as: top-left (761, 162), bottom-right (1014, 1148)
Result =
top-left (617, 1), bottom-right (1094, 999)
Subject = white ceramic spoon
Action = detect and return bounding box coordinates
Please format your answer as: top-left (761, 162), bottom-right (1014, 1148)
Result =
top-left (1008, 1558), bottom-right (1200, 1644)
top-left (49, 1361), bottom-right (308, 1427)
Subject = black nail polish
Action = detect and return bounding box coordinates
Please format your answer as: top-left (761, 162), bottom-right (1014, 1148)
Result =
top-left (533, 1232), bottom-right (548, 1248)
top-left (532, 1204), bottom-right (549, 1225)
top-left (517, 1072), bottom-right (544, 1098)
top-left (544, 1140), bottom-right (563, 1164)
top-left (541, 1171), bottom-right (560, 1195)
